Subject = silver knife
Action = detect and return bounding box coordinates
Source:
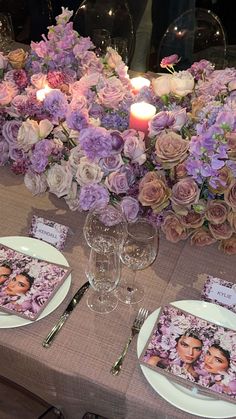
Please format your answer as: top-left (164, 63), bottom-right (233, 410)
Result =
top-left (42, 281), bottom-right (90, 348)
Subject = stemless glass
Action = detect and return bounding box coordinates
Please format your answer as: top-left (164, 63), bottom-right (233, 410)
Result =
top-left (83, 206), bottom-right (127, 254)
top-left (86, 248), bottom-right (120, 313)
top-left (116, 218), bottom-right (158, 305)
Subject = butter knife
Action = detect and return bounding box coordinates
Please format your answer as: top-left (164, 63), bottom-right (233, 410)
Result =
top-left (42, 281), bottom-right (90, 348)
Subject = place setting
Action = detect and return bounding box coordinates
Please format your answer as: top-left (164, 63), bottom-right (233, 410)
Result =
top-left (1, 4), bottom-right (236, 419)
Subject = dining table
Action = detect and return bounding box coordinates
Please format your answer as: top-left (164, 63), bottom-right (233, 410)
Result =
top-left (0, 164), bottom-right (236, 419)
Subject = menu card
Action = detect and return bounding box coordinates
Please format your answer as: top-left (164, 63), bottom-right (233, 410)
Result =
top-left (140, 305), bottom-right (236, 403)
top-left (0, 244), bottom-right (71, 320)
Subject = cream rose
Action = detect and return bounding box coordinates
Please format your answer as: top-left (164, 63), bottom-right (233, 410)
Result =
top-left (208, 221), bottom-right (233, 240)
top-left (205, 200), bottom-right (229, 225)
top-left (161, 211), bottom-right (188, 243)
top-left (152, 74), bottom-right (172, 97)
top-left (105, 47), bottom-right (123, 69)
top-left (7, 48), bottom-right (28, 69)
top-left (219, 234), bottom-right (236, 255)
top-left (75, 157), bottom-right (103, 186)
top-left (17, 119), bottom-right (53, 152)
top-left (170, 71), bottom-right (194, 97)
top-left (190, 227), bottom-right (216, 247)
top-left (155, 131), bottom-right (189, 169)
top-left (171, 178), bottom-right (200, 209)
top-left (224, 180), bottom-right (236, 210)
top-left (138, 172), bottom-right (171, 213)
top-left (46, 162), bottom-right (73, 198)
top-left (24, 171), bottom-right (47, 195)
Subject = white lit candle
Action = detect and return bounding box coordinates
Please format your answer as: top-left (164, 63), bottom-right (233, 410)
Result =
top-left (129, 102), bottom-right (156, 135)
top-left (131, 76), bottom-right (150, 94)
top-left (36, 85), bottom-right (53, 102)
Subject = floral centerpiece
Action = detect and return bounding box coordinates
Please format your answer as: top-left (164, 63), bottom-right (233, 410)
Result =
top-left (0, 8), bottom-right (236, 254)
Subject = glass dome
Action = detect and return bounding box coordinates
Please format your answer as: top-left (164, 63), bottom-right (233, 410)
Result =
top-left (73, 0), bottom-right (134, 65)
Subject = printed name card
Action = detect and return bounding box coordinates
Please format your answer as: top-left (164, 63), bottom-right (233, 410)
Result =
top-left (29, 216), bottom-right (69, 250)
top-left (201, 274), bottom-right (236, 313)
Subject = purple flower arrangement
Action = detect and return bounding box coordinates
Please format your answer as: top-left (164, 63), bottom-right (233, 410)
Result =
top-left (0, 8), bottom-right (236, 254)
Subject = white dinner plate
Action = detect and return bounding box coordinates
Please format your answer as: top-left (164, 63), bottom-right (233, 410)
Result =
top-left (137, 300), bottom-right (236, 418)
top-left (0, 236), bottom-right (71, 328)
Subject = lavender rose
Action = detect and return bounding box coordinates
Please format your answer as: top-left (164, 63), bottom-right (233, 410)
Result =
top-left (2, 120), bottom-right (21, 145)
top-left (105, 170), bottom-right (129, 194)
top-left (155, 131), bottom-right (189, 169)
top-left (120, 197), bottom-right (139, 222)
top-left (123, 129), bottom-right (146, 165)
top-left (149, 111), bottom-right (175, 136)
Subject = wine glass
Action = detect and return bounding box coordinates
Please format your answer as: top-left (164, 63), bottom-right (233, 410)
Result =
top-left (92, 28), bottom-right (111, 56)
top-left (0, 13), bottom-right (14, 54)
top-left (86, 248), bottom-right (120, 313)
top-left (116, 218), bottom-right (158, 305)
top-left (111, 37), bottom-right (129, 64)
top-left (83, 206), bottom-right (127, 254)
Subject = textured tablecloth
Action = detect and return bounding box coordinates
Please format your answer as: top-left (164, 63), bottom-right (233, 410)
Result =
top-left (0, 166), bottom-right (235, 419)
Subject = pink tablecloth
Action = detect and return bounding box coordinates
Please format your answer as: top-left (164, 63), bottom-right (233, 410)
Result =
top-left (0, 167), bottom-right (235, 419)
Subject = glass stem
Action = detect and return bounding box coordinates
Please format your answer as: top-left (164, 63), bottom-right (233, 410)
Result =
top-left (127, 269), bottom-right (137, 293)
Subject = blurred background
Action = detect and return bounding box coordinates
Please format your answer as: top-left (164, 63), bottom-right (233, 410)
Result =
top-left (0, 0), bottom-right (235, 72)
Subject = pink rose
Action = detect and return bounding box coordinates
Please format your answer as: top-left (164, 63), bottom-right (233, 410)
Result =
top-left (224, 180), bottom-right (236, 210)
top-left (190, 227), bottom-right (216, 247)
top-left (0, 81), bottom-right (18, 106)
top-left (219, 234), bottom-right (236, 255)
top-left (209, 221), bottom-right (232, 240)
top-left (138, 172), bottom-right (171, 213)
top-left (174, 162), bottom-right (188, 179)
top-left (160, 54), bottom-right (180, 68)
top-left (97, 77), bottom-right (125, 108)
top-left (161, 211), bottom-right (188, 243)
top-left (155, 131), bottom-right (189, 169)
top-left (171, 178), bottom-right (200, 208)
top-left (205, 200), bottom-right (229, 225)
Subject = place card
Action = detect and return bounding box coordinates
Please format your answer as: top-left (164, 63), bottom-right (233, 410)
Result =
top-left (200, 274), bottom-right (236, 313)
top-left (29, 216), bottom-right (69, 250)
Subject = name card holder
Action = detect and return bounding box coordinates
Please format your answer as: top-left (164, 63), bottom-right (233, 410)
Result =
top-left (200, 274), bottom-right (236, 314)
top-left (29, 215), bottom-right (69, 250)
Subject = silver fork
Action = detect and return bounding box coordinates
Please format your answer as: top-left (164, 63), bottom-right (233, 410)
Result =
top-left (110, 307), bottom-right (149, 376)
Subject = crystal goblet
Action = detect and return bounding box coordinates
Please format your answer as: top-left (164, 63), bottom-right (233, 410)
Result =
top-left (116, 218), bottom-right (158, 305)
top-left (86, 248), bottom-right (120, 313)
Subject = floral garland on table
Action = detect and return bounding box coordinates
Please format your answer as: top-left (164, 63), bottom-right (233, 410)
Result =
top-left (1, 8), bottom-right (236, 254)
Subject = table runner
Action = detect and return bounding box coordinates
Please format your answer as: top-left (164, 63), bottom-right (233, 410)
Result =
top-left (0, 166), bottom-right (235, 419)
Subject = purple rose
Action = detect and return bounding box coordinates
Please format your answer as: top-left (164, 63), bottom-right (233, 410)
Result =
top-left (2, 120), bottom-right (21, 145)
top-left (149, 111), bottom-right (175, 136)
